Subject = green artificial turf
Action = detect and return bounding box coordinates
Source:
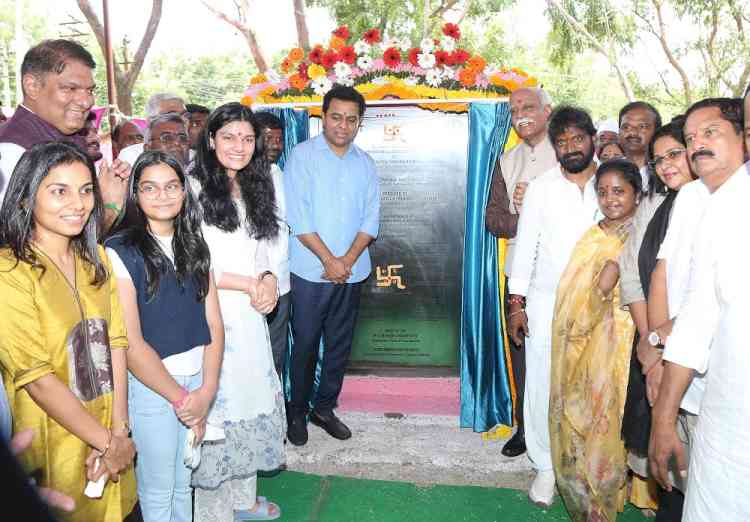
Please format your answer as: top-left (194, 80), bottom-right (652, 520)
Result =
top-left (253, 471), bottom-right (650, 522)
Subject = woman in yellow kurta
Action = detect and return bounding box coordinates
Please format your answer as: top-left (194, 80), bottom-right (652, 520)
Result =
top-left (0, 143), bottom-right (136, 521)
top-left (549, 159), bottom-right (641, 522)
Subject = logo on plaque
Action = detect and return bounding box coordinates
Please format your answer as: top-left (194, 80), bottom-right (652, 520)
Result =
top-left (376, 264), bottom-right (406, 289)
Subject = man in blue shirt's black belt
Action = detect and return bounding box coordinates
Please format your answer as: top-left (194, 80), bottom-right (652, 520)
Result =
top-left (284, 85), bottom-right (380, 446)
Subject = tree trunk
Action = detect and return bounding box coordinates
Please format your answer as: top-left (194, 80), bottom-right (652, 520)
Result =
top-left (76, 0), bottom-right (163, 116)
top-left (244, 28), bottom-right (269, 72)
top-left (293, 0), bottom-right (311, 50)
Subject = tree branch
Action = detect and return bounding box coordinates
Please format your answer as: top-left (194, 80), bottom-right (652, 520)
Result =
top-left (200, 0), bottom-right (268, 71)
top-left (125, 0), bottom-right (163, 91)
top-left (292, 0), bottom-right (311, 50)
top-left (649, 0), bottom-right (692, 105)
top-left (546, 0), bottom-right (635, 100)
top-left (200, 0), bottom-right (247, 33)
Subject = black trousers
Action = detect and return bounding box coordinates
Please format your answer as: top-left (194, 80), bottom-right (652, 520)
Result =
top-left (288, 274), bottom-right (362, 415)
top-left (505, 276), bottom-right (525, 432)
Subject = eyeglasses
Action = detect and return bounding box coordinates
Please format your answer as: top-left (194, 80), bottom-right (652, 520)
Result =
top-left (138, 181), bottom-right (184, 199)
top-left (152, 133), bottom-right (189, 146)
top-left (649, 148), bottom-right (686, 170)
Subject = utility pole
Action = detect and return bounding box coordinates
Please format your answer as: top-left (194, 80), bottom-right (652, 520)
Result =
top-left (102, 0), bottom-right (118, 131)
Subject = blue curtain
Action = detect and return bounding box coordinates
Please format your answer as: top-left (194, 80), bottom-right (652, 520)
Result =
top-left (460, 102), bottom-right (514, 432)
top-left (265, 107), bottom-right (310, 170)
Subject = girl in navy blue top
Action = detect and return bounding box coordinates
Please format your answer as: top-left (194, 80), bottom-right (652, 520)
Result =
top-left (105, 151), bottom-right (224, 522)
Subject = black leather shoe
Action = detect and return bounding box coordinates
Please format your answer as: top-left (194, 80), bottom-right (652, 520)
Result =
top-left (501, 429), bottom-right (526, 458)
top-left (287, 414), bottom-right (308, 446)
top-left (309, 410), bottom-right (352, 440)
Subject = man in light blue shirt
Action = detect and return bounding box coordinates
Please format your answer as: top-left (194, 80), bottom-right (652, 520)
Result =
top-left (284, 85), bottom-right (380, 446)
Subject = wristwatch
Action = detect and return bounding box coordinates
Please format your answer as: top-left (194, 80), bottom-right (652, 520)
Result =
top-left (647, 330), bottom-right (663, 348)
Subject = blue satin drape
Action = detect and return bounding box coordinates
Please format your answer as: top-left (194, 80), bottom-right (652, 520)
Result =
top-left (264, 107), bottom-right (310, 170)
top-left (460, 102), bottom-right (514, 432)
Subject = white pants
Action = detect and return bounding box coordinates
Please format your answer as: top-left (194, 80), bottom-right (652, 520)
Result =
top-left (523, 290), bottom-right (555, 472)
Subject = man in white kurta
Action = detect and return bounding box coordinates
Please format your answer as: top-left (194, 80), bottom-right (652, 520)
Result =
top-left (508, 106), bottom-right (600, 507)
top-left (650, 99), bottom-right (749, 521)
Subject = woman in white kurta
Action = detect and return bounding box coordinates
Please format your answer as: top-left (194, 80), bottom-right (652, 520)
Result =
top-left (189, 103), bottom-right (286, 521)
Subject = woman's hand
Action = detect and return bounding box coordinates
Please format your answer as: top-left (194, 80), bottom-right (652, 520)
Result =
top-left (597, 260), bottom-right (620, 296)
top-left (252, 274), bottom-right (278, 314)
top-left (646, 362), bottom-right (665, 406)
top-left (176, 386), bottom-right (215, 427)
top-left (637, 336), bottom-right (663, 374)
top-left (88, 433), bottom-right (135, 483)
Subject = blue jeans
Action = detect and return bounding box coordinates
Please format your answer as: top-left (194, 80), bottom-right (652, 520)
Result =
top-left (128, 371), bottom-right (202, 522)
top-left (0, 380), bottom-right (11, 443)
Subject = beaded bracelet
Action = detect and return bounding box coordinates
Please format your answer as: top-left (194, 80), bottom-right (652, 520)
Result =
top-left (171, 387), bottom-right (189, 410)
top-left (508, 309), bottom-right (526, 318)
top-left (508, 295), bottom-right (525, 306)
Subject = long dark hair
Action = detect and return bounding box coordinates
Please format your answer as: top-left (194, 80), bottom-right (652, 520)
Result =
top-left (192, 102), bottom-right (279, 240)
top-left (0, 141), bottom-right (107, 285)
top-left (107, 151), bottom-right (210, 301)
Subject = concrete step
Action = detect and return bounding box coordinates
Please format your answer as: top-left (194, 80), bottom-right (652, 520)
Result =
top-left (286, 410), bottom-right (534, 491)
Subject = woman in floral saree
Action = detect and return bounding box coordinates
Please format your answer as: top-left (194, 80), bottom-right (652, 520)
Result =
top-left (549, 158), bottom-right (642, 521)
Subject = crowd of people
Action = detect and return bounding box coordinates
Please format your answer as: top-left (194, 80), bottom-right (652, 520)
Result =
top-left (0, 36), bottom-right (748, 522)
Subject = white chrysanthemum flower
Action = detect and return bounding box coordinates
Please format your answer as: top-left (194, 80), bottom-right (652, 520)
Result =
top-left (357, 55), bottom-right (374, 70)
top-left (426, 68), bottom-right (442, 87)
top-left (338, 76), bottom-right (355, 87)
top-left (312, 76), bottom-right (333, 96)
top-left (354, 40), bottom-right (370, 55)
top-left (399, 38), bottom-right (412, 52)
top-left (440, 36), bottom-right (456, 52)
top-left (417, 52), bottom-right (436, 70)
top-left (334, 62), bottom-right (352, 78)
top-left (420, 38), bottom-right (435, 54)
top-left (441, 66), bottom-right (456, 80)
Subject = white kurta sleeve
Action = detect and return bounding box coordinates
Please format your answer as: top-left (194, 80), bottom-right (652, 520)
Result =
top-left (508, 178), bottom-right (543, 296)
top-left (663, 225), bottom-right (718, 374)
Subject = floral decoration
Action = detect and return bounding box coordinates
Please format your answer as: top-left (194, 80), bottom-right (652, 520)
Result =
top-left (243, 23), bottom-right (539, 107)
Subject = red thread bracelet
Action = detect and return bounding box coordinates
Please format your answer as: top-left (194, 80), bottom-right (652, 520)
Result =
top-left (171, 387), bottom-right (189, 410)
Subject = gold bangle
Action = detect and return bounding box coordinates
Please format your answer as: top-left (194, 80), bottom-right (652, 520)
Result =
top-left (98, 429), bottom-right (113, 458)
top-left (508, 309), bottom-right (526, 318)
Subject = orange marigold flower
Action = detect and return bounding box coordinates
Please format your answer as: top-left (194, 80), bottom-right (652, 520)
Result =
top-left (442, 23), bottom-right (461, 40)
top-left (250, 73), bottom-right (267, 85)
top-left (467, 55), bottom-right (487, 73)
top-left (330, 36), bottom-right (345, 50)
top-left (289, 73), bottom-right (308, 91)
top-left (332, 25), bottom-right (350, 40)
top-left (458, 67), bottom-right (477, 87)
top-left (383, 47), bottom-right (402, 68)
top-left (363, 28), bottom-right (381, 44)
top-left (240, 95), bottom-right (253, 106)
top-left (281, 58), bottom-right (293, 74)
top-left (288, 47), bottom-right (305, 63)
top-left (488, 74), bottom-right (503, 87)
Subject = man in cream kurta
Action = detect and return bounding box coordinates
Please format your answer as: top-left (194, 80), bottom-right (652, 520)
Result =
top-left (508, 106), bottom-right (600, 507)
top-left (650, 98), bottom-right (749, 521)
top-left (485, 87), bottom-right (557, 458)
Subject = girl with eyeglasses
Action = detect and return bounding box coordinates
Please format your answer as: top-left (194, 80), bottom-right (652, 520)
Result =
top-left (620, 117), bottom-right (697, 520)
top-left (0, 142), bottom-right (136, 520)
top-left (189, 102), bottom-right (285, 521)
top-left (105, 151), bottom-right (224, 522)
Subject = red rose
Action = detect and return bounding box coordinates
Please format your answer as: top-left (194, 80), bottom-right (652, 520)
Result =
top-left (442, 23), bottom-right (461, 40)
top-left (339, 46), bottom-right (356, 65)
top-left (407, 47), bottom-right (420, 67)
top-left (309, 45), bottom-right (324, 65)
top-left (363, 28), bottom-right (381, 44)
top-left (297, 62), bottom-right (309, 80)
top-left (435, 50), bottom-right (449, 67)
top-left (451, 49), bottom-right (470, 65)
top-left (332, 25), bottom-right (350, 40)
top-left (321, 50), bottom-right (339, 69)
top-left (382, 47), bottom-right (402, 68)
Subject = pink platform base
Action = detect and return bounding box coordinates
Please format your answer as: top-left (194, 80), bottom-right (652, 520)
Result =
top-left (336, 376), bottom-right (460, 416)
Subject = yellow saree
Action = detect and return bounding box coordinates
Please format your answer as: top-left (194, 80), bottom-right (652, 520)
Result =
top-left (549, 224), bottom-right (635, 522)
